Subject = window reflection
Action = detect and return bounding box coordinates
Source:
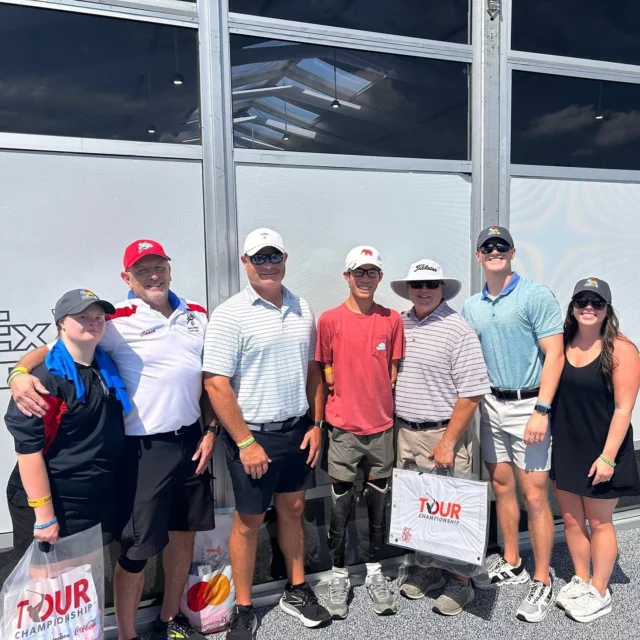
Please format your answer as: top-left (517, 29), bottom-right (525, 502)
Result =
top-left (511, 72), bottom-right (640, 170)
top-left (0, 5), bottom-right (200, 143)
top-left (512, 0), bottom-right (640, 67)
top-left (230, 0), bottom-right (469, 44)
top-left (231, 36), bottom-right (469, 159)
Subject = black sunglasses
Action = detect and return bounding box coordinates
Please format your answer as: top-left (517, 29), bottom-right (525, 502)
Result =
top-left (247, 251), bottom-right (284, 266)
top-left (349, 268), bottom-right (381, 279)
top-left (409, 280), bottom-right (443, 290)
top-left (573, 296), bottom-right (607, 310)
top-left (479, 241), bottom-right (512, 254)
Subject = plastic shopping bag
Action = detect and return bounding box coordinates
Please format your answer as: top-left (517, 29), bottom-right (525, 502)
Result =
top-left (388, 468), bottom-right (490, 577)
top-left (180, 511), bottom-right (235, 634)
top-left (0, 524), bottom-right (105, 640)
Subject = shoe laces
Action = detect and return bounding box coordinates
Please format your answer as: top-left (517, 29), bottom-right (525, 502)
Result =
top-left (526, 581), bottom-right (548, 605)
top-left (487, 556), bottom-right (507, 573)
top-left (230, 608), bottom-right (255, 631)
top-left (291, 583), bottom-right (319, 607)
top-left (329, 577), bottom-right (349, 603)
top-left (368, 574), bottom-right (391, 599)
top-left (446, 580), bottom-right (469, 598)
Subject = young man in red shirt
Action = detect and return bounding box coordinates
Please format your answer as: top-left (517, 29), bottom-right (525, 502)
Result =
top-left (316, 246), bottom-right (405, 619)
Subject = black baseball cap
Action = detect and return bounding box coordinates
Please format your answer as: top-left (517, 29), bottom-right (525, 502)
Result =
top-left (572, 277), bottom-right (612, 303)
top-left (54, 289), bottom-right (116, 323)
top-left (476, 225), bottom-right (515, 250)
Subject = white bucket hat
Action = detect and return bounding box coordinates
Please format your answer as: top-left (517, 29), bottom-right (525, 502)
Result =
top-left (390, 259), bottom-right (462, 302)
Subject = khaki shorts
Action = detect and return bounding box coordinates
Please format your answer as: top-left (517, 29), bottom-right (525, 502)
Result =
top-left (395, 416), bottom-right (473, 480)
top-left (328, 426), bottom-right (394, 482)
top-left (479, 394), bottom-right (551, 472)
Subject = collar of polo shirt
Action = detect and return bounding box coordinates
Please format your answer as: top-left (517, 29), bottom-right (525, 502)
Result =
top-left (482, 272), bottom-right (521, 300)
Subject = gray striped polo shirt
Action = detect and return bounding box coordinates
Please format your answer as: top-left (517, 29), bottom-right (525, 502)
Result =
top-left (395, 301), bottom-right (490, 422)
top-left (202, 284), bottom-right (316, 423)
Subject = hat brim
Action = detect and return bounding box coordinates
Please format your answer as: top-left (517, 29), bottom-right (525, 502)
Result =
top-left (245, 244), bottom-right (285, 257)
top-left (126, 251), bottom-right (171, 269)
top-left (60, 299), bottom-right (116, 320)
top-left (572, 287), bottom-right (611, 303)
top-left (390, 277), bottom-right (462, 301)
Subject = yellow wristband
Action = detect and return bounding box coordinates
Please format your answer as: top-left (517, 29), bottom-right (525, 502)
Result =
top-left (28, 495), bottom-right (52, 508)
top-left (324, 366), bottom-right (333, 374)
top-left (237, 435), bottom-right (255, 450)
top-left (10, 366), bottom-right (29, 376)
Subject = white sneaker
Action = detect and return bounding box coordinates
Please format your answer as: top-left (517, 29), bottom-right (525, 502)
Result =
top-left (556, 576), bottom-right (590, 610)
top-left (472, 556), bottom-right (530, 589)
top-left (564, 585), bottom-right (612, 623)
top-left (516, 578), bottom-right (554, 623)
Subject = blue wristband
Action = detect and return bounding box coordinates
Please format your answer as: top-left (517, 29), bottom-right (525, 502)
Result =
top-left (34, 516), bottom-right (57, 530)
top-left (536, 401), bottom-right (552, 410)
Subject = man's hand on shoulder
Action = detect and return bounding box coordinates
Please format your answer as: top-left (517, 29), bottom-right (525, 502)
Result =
top-left (10, 374), bottom-right (50, 418)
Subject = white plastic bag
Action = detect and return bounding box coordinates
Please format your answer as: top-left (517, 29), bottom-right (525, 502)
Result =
top-left (180, 512), bottom-right (235, 634)
top-left (388, 468), bottom-right (490, 576)
top-left (0, 524), bottom-right (105, 639)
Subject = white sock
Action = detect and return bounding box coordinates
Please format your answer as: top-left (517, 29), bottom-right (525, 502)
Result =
top-left (332, 566), bottom-right (349, 579)
top-left (366, 562), bottom-right (383, 577)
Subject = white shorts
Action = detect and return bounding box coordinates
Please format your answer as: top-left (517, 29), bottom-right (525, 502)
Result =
top-left (479, 394), bottom-right (551, 472)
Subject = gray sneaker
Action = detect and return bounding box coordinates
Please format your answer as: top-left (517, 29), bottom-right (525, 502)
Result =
top-left (399, 567), bottom-right (446, 600)
top-left (325, 576), bottom-right (350, 620)
top-left (432, 579), bottom-right (474, 616)
top-left (365, 574), bottom-right (397, 615)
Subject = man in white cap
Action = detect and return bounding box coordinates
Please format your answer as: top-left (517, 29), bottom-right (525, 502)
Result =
top-left (202, 228), bottom-right (329, 640)
top-left (390, 259), bottom-right (490, 616)
top-left (316, 246), bottom-right (405, 619)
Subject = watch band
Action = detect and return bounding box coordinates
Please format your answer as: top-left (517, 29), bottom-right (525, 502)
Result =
top-left (313, 420), bottom-right (324, 429)
top-left (534, 402), bottom-right (551, 416)
top-left (207, 424), bottom-right (221, 435)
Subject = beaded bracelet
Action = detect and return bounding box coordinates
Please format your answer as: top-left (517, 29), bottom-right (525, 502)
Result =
top-left (599, 454), bottom-right (616, 468)
top-left (34, 516), bottom-right (58, 530)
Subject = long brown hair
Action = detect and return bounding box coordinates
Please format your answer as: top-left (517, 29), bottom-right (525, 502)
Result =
top-left (563, 298), bottom-right (626, 390)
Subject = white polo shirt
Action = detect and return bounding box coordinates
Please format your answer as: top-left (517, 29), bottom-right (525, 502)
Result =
top-left (99, 293), bottom-right (207, 436)
top-left (202, 285), bottom-right (316, 424)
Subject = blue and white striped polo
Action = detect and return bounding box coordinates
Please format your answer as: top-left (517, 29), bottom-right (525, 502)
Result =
top-left (202, 284), bottom-right (316, 423)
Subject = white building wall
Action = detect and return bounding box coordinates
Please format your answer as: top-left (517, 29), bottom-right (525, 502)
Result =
top-left (510, 177), bottom-right (640, 440)
top-left (0, 150), bottom-right (207, 535)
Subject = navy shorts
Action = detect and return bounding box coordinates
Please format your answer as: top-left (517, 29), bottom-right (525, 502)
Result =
top-left (223, 415), bottom-right (316, 515)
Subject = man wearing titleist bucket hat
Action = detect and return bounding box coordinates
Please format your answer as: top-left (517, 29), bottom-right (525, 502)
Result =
top-left (461, 226), bottom-right (565, 623)
top-left (390, 260), bottom-right (490, 616)
top-left (316, 246), bottom-right (405, 619)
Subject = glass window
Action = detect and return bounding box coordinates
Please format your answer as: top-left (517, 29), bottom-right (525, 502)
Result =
top-left (231, 35), bottom-right (469, 160)
top-left (512, 0), bottom-right (640, 67)
top-left (0, 5), bottom-right (200, 143)
top-left (230, 0), bottom-right (469, 44)
top-left (511, 71), bottom-right (640, 170)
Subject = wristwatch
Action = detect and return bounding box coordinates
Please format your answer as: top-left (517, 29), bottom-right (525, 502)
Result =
top-left (207, 424), bottom-right (221, 435)
top-left (313, 420), bottom-right (325, 430)
top-left (534, 402), bottom-right (552, 416)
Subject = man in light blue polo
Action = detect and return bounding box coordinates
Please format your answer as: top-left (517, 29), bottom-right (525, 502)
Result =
top-left (462, 226), bottom-right (564, 624)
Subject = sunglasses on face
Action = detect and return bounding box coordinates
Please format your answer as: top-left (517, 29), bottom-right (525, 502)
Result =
top-left (247, 251), bottom-right (284, 266)
top-left (409, 280), bottom-right (443, 290)
top-left (479, 241), bottom-right (512, 254)
top-left (349, 268), bottom-right (381, 279)
top-left (573, 296), bottom-right (607, 310)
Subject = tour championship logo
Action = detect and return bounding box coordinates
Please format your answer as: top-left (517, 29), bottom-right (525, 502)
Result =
top-left (7, 570), bottom-right (102, 639)
top-left (418, 493), bottom-right (462, 525)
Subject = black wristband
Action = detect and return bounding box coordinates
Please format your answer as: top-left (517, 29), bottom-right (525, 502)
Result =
top-left (207, 424), bottom-right (221, 435)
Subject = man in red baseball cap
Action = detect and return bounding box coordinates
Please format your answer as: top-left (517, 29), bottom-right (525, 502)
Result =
top-left (9, 239), bottom-right (216, 640)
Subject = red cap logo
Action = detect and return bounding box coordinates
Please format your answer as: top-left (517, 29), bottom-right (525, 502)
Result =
top-left (361, 249), bottom-right (373, 256)
top-left (123, 239), bottom-right (171, 270)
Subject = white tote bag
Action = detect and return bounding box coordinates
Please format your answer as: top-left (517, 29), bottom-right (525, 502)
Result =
top-left (389, 468), bottom-right (490, 569)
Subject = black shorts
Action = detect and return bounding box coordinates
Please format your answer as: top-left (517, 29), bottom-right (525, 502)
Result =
top-left (118, 422), bottom-right (214, 561)
top-left (223, 415), bottom-right (316, 515)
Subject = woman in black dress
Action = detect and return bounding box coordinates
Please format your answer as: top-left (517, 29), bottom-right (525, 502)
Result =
top-left (551, 278), bottom-right (640, 623)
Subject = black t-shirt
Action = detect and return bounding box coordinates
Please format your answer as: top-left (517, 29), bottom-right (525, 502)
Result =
top-left (5, 361), bottom-right (125, 535)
